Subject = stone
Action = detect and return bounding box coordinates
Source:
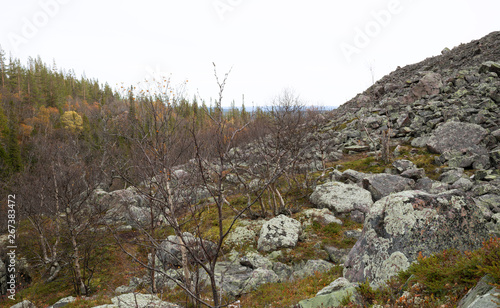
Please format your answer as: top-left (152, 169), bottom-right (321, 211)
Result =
top-left (344, 190), bottom-right (490, 288)
top-left (157, 233), bottom-right (217, 268)
top-left (344, 145), bottom-right (370, 152)
top-left (439, 168), bottom-right (465, 184)
top-left (392, 160), bottom-right (417, 173)
top-left (457, 275), bottom-right (500, 308)
top-left (9, 301), bottom-right (37, 308)
top-left (298, 279), bottom-right (358, 308)
top-left (292, 260), bottom-right (335, 280)
top-left (272, 262), bottom-right (293, 282)
top-left (362, 174), bottom-right (415, 201)
top-left (479, 61), bottom-right (500, 75)
top-left (411, 72), bottom-right (443, 98)
top-left (451, 177), bottom-right (474, 191)
top-left (426, 121), bottom-right (488, 154)
top-left (324, 245), bottom-right (350, 264)
top-left (48, 297), bottom-right (76, 308)
top-left (339, 169), bottom-right (365, 184)
top-left (411, 136), bottom-right (430, 148)
top-left (310, 181), bottom-right (373, 215)
top-left (111, 293), bottom-right (180, 308)
top-left (257, 215), bottom-right (301, 252)
top-left (225, 226), bottom-right (257, 248)
top-left (301, 208), bottom-right (343, 226)
top-left (240, 252), bottom-right (272, 270)
top-left (400, 168), bottom-right (426, 180)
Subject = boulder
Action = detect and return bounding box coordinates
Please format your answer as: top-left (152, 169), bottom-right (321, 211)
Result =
top-left (426, 121), bottom-right (488, 154)
top-left (411, 72), bottom-right (443, 98)
top-left (298, 277), bottom-right (359, 308)
top-left (257, 215), bottom-right (301, 252)
top-left (240, 252), bottom-right (272, 270)
top-left (301, 208), bottom-right (343, 226)
top-left (479, 61), bottom-right (500, 75)
top-left (339, 169), bottom-right (365, 184)
top-left (362, 174), bottom-right (415, 201)
top-left (225, 226), bottom-right (257, 248)
top-left (157, 232), bottom-right (217, 268)
top-left (48, 297), bottom-right (76, 308)
top-left (111, 293), bottom-right (180, 308)
top-left (392, 160), bottom-right (417, 173)
top-left (292, 259), bottom-right (335, 280)
top-left (9, 301), bottom-right (36, 308)
top-left (457, 275), bottom-right (500, 308)
top-left (344, 190), bottom-right (490, 288)
top-left (400, 168), bottom-right (426, 180)
top-left (310, 182), bottom-right (373, 218)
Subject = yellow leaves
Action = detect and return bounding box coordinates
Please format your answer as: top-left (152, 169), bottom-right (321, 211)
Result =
top-left (61, 111), bottom-right (84, 133)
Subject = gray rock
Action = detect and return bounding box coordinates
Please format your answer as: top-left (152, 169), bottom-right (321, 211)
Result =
top-left (400, 168), bottom-right (426, 180)
top-left (9, 301), bottom-right (36, 308)
top-left (272, 262), bottom-right (293, 282)
top-left (362, 174), bottom-right (415, 201)
top-left (48, 297), bottom-right (76, 308)
top-left (426, 121), bottom-right (488, 154)
top-left (392, 160), bottom-right (417, 173)
top-left (411, 136), bottom-right (430, 148)
top-left (298, 278), bottom-right (358, 308)
top-left (451, 178), bottom-right (474, 191)
top-left (157, 233), bottom-right (217, 268)
top-left (339, 169), bottom-right (365, 184)
top-left (439, 168), bottom-right (465, 184)
top-left (458, 275), bottom-right (500, 308)
top-left (301, 208), bottom-right (343, 226)
top-left (310, 181), bottom-right (373, 215)
top-left (292, 260), bottom-right (334, 280)
top-left (240, 252), bottom-right (272, 270)
top-left (225, 226), bottom-right (257, 248)
top-left (111, 293), bottom-right (180, 308)
top-left (257, 215), bottom-right (301, 252)
top-left (344, 190), bottom-right (490, 288)
top-left (479, 61), bottom-right (500, 75)
top-left (411, 72), bottom-right (443, 98)
top-left (324, 245), bottom-right (350, 264)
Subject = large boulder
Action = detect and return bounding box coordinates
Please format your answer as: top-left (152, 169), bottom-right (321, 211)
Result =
top-left (111, 293), bottom-right (180, 308)
top-left (310, 182), bottom-right (373, 220)
top-left (362, 174), bottom-right (415, 201)
top-left (157, 232), bottom-right (217, 268)
top-left (257, 215), bottom-right (301, 252)
top-left (457, 275), bottom-right (500, 308)
top-left (426, 121), bottom-right (488, 154)
top-left (411, 72), bottom-right (443, 98)
top-left (298, 277), bottom-right (359, 308)
top-left (344, 190), bottom-right (490, 288)
top-left (292, 260), bottom-right (335, 280)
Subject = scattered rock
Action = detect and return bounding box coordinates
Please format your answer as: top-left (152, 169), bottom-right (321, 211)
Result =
top-left (310, 182), bottom-right (373, 218)
top-left (362, 174), bottom-right (415, 201)
top-left (457, 275), bottom-right (500, 308)
top-left (257, 215), bottom-right (302, 252)
top-left (426, 121), bottom-right (488, 154)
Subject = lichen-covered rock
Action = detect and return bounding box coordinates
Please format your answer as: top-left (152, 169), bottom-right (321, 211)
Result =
top-left (111, 293), bottom-right (180, 308)
top-left (157, 233), bottom-right (217, 268)
top-left (225, 226), bottom-right (257, 248)
top-left (457, 275), bottom-right (500, 308)
top-left (411, 72), bottom-right (443, 98)
top-left (292, 259), bottom-right (335, 280)
top-left (300, 208), bottom-right (343, 226)
top-left (392, 160), bottom-right (417, 173)
top-left (257, 215), bottom-right (301, 252)
top-left (362, 174), bottom-right (415, 201)
top-left (240, 252), bottom-right (273, 270)
top-left (344, 190), bottom-right (490, 288)
top-left (426, 121), bottom-right (488, 154)
top-left (9, 301), bottom-right (37, 308)
top-left (298, 277), bottom-right (359, 308)
top-left (310, 182), bottom-right (373, 216)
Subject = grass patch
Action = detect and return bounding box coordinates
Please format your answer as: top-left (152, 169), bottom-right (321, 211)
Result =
top-left (239, 266), bottom-right (343, 308)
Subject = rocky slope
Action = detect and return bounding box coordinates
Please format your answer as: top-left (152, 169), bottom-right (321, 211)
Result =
top-left (2, 32), bottom-right (500, 308)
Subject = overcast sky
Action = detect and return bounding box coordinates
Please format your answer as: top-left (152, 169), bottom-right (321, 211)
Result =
top-left (1, 0), bottom-right (499, 107)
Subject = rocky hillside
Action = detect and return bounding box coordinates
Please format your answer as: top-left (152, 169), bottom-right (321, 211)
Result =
top-left (2, 32), bottom-right (500, 308)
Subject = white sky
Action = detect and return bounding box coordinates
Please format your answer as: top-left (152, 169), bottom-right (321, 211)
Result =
top-left (0, 0), bottom-right (499, 107)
